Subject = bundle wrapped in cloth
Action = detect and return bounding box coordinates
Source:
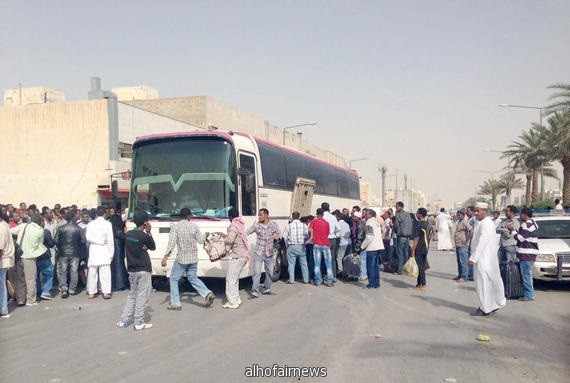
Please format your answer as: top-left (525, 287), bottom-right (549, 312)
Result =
top-left (203, 232), bottom-right (230, 262)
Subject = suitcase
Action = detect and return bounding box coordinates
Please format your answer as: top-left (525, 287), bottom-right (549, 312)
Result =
top-left (383, 262), bottom-right (398, 273)
top-left (500, 261), bottom-right (524, 299)
top-left (342, 253), bottom-right (361, 280)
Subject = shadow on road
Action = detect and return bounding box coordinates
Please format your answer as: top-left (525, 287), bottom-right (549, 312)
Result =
top-left (383, 276), bottom-right (414, 289)
top-left (411, 294), bottom-right (473, 314)
top-left (534, 280), bottom-right (570, 292)
top-left (425, 270), bottom-right (457, 281)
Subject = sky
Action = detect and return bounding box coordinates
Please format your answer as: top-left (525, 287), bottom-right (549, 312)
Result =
top-left (1, 0), bottom-right (568, 208)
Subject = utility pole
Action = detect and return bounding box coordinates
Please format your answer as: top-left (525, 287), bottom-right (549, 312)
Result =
top-left (380, 165), bottom-right (387, 206)
top-left (404, 174), bottom-right (408, 207)
top-left (395, 169), bottom-right (398, 203)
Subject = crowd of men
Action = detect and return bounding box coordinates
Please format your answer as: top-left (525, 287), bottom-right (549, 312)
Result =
top-left (0, 199), bottom-right (540, 327)
top-left (0, 202), bottom-right (129, 318)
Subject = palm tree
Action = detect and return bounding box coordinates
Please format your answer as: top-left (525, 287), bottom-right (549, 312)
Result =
top-left (478, 179), bottom-right (504, 210)
top-left (542, 83), bottom-right (570, 205)
top-left (545, 83), bottom-right (570, 115)
top-left (541, 112), bottom-right (570, 205)
top-left (504, 128), bottom-right (545, 204)
top-left (498, 171), bottom-right (525, 205)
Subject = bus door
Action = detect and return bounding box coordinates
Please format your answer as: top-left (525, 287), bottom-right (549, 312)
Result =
top-left (290, 177), bottom-right (315, 217)
top-left (238, 153), bottom-right (258, 217)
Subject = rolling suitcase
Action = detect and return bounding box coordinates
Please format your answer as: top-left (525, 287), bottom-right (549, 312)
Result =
top-left (500, 261), bottom-right (524, 299)
top-left (342, 253), bottom-right (360, 280)
top-left (383, 261), bottom-right (398, 273)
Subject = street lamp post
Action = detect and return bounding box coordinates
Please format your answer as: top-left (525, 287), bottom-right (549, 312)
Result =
top-left (499, 103), bottom-right (545, 200)
top-left (282, 122), bottom-right (317, 145)
top-left (349, 157), bottom-right (368, 169)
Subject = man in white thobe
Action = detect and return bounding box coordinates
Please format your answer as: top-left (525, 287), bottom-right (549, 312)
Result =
top-left (436, 208), bottom-right (453, 251)
top-left (86, 206), bottom-right (114, 299)
top-left (468, 202), bottom-right (506, 316)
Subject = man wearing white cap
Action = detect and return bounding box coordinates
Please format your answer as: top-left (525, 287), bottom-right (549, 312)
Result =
top-left (468, 202), bottom-right (506, 316)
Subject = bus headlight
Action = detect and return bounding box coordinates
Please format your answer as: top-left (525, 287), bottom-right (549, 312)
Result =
top-left (536, 253), bottom-right (555, 262)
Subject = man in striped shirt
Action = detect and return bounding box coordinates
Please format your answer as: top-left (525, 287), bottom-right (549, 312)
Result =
top-left (508, 207), bottom-right (539, 301)
top-left (283, 211), bottom-right (308, 284)
top-left (161, 208), bottom-right (215, 310)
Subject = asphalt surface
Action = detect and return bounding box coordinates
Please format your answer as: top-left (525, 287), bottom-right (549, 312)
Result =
top-left (1, 245), bottom-right (569, 383)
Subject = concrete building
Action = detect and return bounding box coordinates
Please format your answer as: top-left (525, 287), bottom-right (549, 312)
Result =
top-left (0, 80), bottom-right (203, 208)
top-left (113, 86), bottom-right (159, 101)
top-left (4, 86), bottom-right (65, 106)
top-left (123, 96), bottom-right (347, 167)
top-left (0, 79), bottom-right (356, 208)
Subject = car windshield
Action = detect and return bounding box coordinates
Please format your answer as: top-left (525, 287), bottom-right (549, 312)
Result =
top-left (536, 220), bottom-right (570, 239)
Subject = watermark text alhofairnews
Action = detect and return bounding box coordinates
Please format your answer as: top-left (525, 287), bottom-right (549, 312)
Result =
top-left (244, 364), bottom-right (327, 378)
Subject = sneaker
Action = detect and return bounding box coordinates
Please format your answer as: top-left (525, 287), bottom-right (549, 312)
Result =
top-left (134, 323), bottom-right (153, 331)
top-left (204, 293), bottom-right (215, 307)
top-left (519, 296), bottom-right (535, 302)
top-left (40, 294), bottom-right (54, 301)
top-left (250, 291), bottom-right (260, 298)
top-left (167, 305), bottom-right (182, 311)
top-left (69, 289), bottom-right (77, 295)
top-left (26, 302), bottom-right (38, 306)
top-left (455, 278), bottom-right (466, 283)
top-left (61, 291), bottom-right (69, 299)
top-left (358, 276), bottom-right (368, 281)
top-left (116, 321), bottom-right (129, 328)
top-left (261, 288), bottom-right (272, 295)
top-left (0, 314), bottom-right (10, 319)
top-left (222, 302), bottom-right (239, 309)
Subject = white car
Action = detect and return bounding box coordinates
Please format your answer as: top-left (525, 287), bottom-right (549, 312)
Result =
top-left (533, 215), bottom-right (570, 281)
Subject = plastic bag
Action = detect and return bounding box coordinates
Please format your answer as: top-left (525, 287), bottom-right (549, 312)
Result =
top-left (403, 256), bottom-right (419, 278)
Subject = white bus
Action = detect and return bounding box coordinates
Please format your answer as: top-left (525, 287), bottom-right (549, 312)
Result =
top-left (127, 130), bottom-right (360, 281)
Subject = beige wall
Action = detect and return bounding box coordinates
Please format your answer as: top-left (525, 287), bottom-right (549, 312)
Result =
top-left (125, 96), bottom-right (348, 166)
top-left (0, 100), bottom-right (111, 207)
top-left (118, 102), bottom-right (203, 144)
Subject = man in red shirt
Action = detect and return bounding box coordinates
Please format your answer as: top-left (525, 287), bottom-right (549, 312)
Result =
top-left (308, 208), bottom-right (333, 286)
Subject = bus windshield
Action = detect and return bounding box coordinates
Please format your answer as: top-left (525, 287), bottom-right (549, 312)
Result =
top-left (128, 137), bottom-right (237, 219)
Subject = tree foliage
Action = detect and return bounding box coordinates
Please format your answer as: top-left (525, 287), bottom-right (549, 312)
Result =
top-left (477, 179), bottom-right (504, 210)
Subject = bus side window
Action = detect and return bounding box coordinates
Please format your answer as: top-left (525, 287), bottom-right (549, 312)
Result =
top-left (239, 154), bottom-right (257, 216)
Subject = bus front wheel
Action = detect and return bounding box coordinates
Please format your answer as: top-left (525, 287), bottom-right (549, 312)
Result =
top-left (271, 244), bottom-right (284, 282)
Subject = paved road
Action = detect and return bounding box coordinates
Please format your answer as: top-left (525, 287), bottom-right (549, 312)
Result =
top-left (1, 247), bottom-right (569, 383)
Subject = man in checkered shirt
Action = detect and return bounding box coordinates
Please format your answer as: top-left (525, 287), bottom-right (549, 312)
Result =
top-left (247, 208), bottom-right (281, 297)
top-left (161, 208), bottom-right (215, 310)
top-left (283, 211), bottom-right (309, 284)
